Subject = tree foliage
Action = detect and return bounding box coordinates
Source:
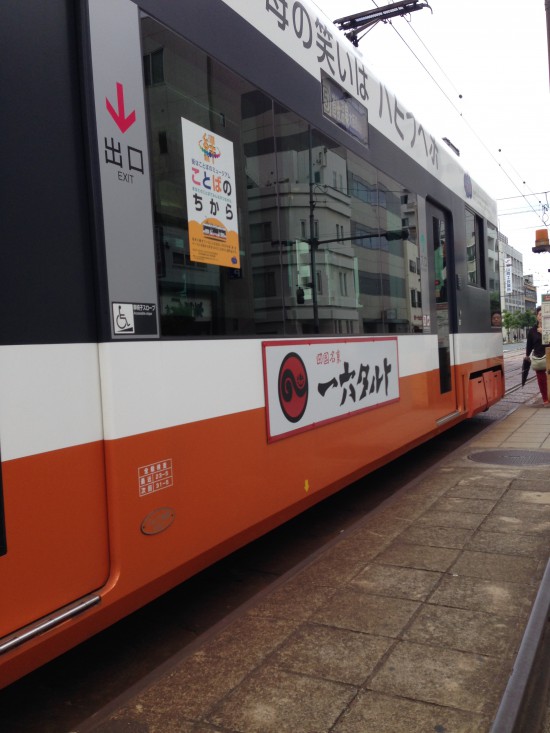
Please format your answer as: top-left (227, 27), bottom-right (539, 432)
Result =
top-left (501, 309), bottom-right (536, 340)
top-left (517, 310), bottom-right (537, 329)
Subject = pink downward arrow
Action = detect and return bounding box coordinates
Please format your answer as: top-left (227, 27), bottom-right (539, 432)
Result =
top-left (106, 82), bottom-right (136, 133)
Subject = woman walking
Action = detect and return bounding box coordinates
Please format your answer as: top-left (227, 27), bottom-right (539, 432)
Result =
top-left (526, 306), bottom-right (549, 406)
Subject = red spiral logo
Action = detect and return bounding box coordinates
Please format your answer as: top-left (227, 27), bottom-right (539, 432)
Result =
top-left (278, 352), bottom-right (308, 423)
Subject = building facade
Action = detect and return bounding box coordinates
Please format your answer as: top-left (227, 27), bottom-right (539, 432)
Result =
top-left (524, 274), bottom-right (537, 312)
top-left (499, 232), bottom-right (524, 316)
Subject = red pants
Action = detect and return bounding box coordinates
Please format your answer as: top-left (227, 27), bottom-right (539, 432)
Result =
top-left (535, 368), bottom-right (548, 402)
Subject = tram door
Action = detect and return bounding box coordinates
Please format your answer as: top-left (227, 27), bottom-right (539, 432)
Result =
top-left (0, 350), bottom-right (110, 644)
top-left (426, 202), bottom-right (458, 418)
top-left (0, 0), bottom-right (111, 645)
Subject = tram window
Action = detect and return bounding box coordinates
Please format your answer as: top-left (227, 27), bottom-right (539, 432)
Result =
top-left (141, 17), bottom-right (424, 338)
top-left (142, 17), bottom-right (259, 337)
top-left (465, 208), bottom-right (484, 287)
top-left (348, 158), bottom-right (418, 334)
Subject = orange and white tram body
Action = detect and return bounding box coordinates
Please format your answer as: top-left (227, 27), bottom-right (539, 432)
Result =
top-left (0, 0), bottom-right (504, 686)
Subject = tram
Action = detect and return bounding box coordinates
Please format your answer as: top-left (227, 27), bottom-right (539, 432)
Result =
top-left (0, 0), bottom-right (504, 687)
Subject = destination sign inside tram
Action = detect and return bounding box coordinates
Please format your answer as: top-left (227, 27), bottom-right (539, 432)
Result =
top-left (321, 71), bottom-right (368, 145)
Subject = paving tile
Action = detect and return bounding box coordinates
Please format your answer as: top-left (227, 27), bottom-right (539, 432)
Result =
top-left (294, 542), bottom-right (377, 587)
top-left (350, 563), bottom-right (441, 601)
top-left (429, 575), bottom-right (535, 617)
top-left (398, 524), bottom-right (474, 549)
top-left (207, 666), bottom-right (356, 733)
top-left (454, 470), bottom-right (516, 487)
top-left (332, 690), bottom-right (490, 733)
top-left (103, 620), bottom-right (296, 724)
top-left (405, 470), bottom-right (462, 491)
top-left (101, 715), bottom-right (220, 733)
top-left (403, 604), bottom-right (521, 657)
top-left (451, 550), bottom-right (540, 584)
top-left (470, 436), bottom-right (507, 448)
top-left (92, 719), bottom-right (155, 733)
top-left (247, 578), bottom-right (337, 621)
top-left (482, 513), bottom-right (550, 535)
top-left (397, 480), bottom-right (447, 501)
top-left (271, 622), bottom-right (392, 685)
top-left (510, 477), bottom-right (550, 492)
top-left (112, 651), bottom-right (250, 721)
top-left (369, 641), bottom-right (504, 713)
top-left (438, 467), bottom-right (513, 482)
top-left (374, 541), bottom-right (460, 572)
top-left (382, 494), bottom-right (438, 515)
top-left (456, 469), bottom-right (516, 489)
top-left (415, 510), bottom-right (486, 530)
top-left (313, 587), bottom-right (419, 637)
top-left (507, 490), bottom-right (550, 504)
top-left (446, 484), bottom-right (507, 500)
top-left (198, 616), bottom-right (297, 665)
top-left (431, 497), bottom-right (499, 515)
top-left (517, 467), bottom-right (550, 481)
top-left (500, 440), bottom-right (547, 449)
top-left (493, 501), bottom-right (550, 520)
top-left (369, 503), bottom-right (423, 524)
top-left (347, 521), bottom-right (410, 543)
top-left (466, 530), bottom-right (549, 557)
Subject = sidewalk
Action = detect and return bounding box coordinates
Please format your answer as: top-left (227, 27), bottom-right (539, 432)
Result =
top-left (78, 398), bottom-right (550, 733)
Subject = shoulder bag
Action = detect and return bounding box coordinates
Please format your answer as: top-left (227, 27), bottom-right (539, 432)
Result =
top-left (530, 353), bottom-right (547, 371)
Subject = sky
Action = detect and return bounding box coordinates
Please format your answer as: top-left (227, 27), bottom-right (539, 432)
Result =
top-left (311, 0), bottom-right (550, 291)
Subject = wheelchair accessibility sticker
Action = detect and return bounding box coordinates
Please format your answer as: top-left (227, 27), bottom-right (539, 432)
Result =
top-left (112, 302), bottom-right (158, 336)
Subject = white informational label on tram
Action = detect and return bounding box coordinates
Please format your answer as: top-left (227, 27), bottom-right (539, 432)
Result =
top-left (138, 459), bottom-right (174, 497)
top-left (262, 337), bottom-right (399, 441)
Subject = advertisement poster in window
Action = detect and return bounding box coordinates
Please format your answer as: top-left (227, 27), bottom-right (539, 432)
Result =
top-left (181, 118), bottom-right (240, 268)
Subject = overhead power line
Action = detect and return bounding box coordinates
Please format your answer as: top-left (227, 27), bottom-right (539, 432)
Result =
top-left (364, 4), bottom-right (547, 226)
top-left (497, 191), bottom-right (550, 200)
top-left (314, 0), bottom-right (547, 229)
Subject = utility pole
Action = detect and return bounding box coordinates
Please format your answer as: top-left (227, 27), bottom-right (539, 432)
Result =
top-left (308, 127), bottom-right (320, 334)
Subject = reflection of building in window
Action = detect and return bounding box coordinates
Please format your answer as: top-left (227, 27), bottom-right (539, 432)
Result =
top-left (143, 48), bottom-right (164, 86)
top-left (250, 221), bottom-right (272, 243)
top-left (246, 138), bottom-right (422, 335)
top-left (253, 271), bottom-right (277, 298)
top-left (434, 220), bottom-right (446, 303)
top-left (465, 208), bottom-right (484, 287)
